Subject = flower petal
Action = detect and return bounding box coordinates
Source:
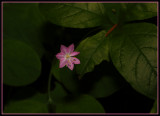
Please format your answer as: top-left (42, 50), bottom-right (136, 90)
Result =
top-left (61, 45), bottom-right (68, 53)
top-left (59, 58), bottom-right (67, 68)
top-left (67, 44), bottom-right (74, 53)
top-left (70, 52), bottom-right (80, 56)
top-left (66, 61), bottom-right (74, 70)
top-left (56, 52), bottom-right (65, 59)
top-left (71, 57), bottom-right (80, 64)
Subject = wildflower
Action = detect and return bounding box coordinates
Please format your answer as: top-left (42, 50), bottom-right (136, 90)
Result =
top-left (56, 44), bottom-right (80, 70)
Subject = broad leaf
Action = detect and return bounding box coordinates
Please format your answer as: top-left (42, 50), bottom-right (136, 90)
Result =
top-left (3, 3), bottom-right (45, 57)
top-left (103, 3), bottom-right (157, 23)
top-left (50, 82), bottom-right (68, 104)
top-left (52, 59), bottom-right (124, 98)
top-left (76, 30), bottom-right (110, 77)
top-left (78, 61), bottom-right (126, 98)
top-left (55, 95), bottom-right (105, 113)
top-left (88, 75), bottom-right (124, 98)
top-left (150, 99), bottom-right (157, 113)
top-left (110, 23), bottom-right (157, 99)
top-left (51, 83), bottom-right (105, 113)
top-left (39, 3), bottom-right (112, 28)
top-left (39, 3), bottom-right (157, 29)
top-left (3, 39), bottom-right (41, 86)
top-left (102, 3), bottom-right (125, 24)
top-left (4, 93), bottom-right (48, 113)
top-left (122, 3), bottom-right (157, 22)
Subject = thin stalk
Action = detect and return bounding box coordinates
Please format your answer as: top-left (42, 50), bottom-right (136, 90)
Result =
top-left (48, 71), bottom-right (52, 103)
top-left (105, 24), bottom-right (118, 37)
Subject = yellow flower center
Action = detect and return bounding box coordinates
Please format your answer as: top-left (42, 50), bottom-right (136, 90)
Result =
top-left (65, 54), bottom-right (70, 59)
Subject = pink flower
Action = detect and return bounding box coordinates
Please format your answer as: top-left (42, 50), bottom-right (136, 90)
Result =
top-left (56, 44), bottom-right (80, 70)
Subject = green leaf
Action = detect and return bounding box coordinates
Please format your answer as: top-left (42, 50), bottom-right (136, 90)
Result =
top-left (39, 3), bottom-right (112, 28)
top-left (102, 3), bottom-right (124, 24)
top-left (52, 59), bottom-right (124, 98)
top-left (103, 3), bottom-right (157, 23)
top-left (50, 82), bottom-right (68, 104)
top-left (55, 95), bottom-right (105, 113)
top-left (38, 3), bottom-right (157, 29)
top-left (51, 83), bottom-right (105, 113)
top-left (88, 75), bottom-right (124, 98)
top-left (122, 3), bottom-right (157, 22)
top-left (3, 3), bottom-right (45, 57)
top-left (51, 58), bottom-right (80, 93)
top-left (76, 30), bottom-right (110, 77)
top-left (4, 93), bottom-right (48, 113)
top-left (103, 3), bottom-right (157, 24)
top-left (150, 99), bottom-right (157, 113)
top-left (110, 23), bottom-right (157, 99)
top-left (3, 39), bottom-right (41, 86)
top-left (78, 61), bottom-right (126, 98)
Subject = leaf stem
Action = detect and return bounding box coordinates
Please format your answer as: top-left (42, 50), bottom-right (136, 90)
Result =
top-left (48, 71), bottom-right (52, 103)
top-left (105, 24), bottom-right (118, 37)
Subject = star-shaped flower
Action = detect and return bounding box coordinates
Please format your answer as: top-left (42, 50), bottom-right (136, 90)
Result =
top-left (56, 44), bottom-right (80, 70)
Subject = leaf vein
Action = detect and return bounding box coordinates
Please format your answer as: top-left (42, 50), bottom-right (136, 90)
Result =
top-left (119, 38), bottom-right (125, 69)
top-left (80, 34), bottom-right (106, 74)
top-left (63, 3), bottom-right (103, 17)
top-left (130, 37), bottom-right (157, 77)
top-left (70, 16), bottom-right (100, 26)
top-left (62, 10), bottom-right (83, 19)
top-left (98, 3), bottom-right (104, 15)
top-left (135, 53), bottom-right (142, 85)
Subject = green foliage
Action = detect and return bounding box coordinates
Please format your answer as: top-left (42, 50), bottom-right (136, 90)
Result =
top-left (52, 59), bottom-right (125, 98)
top-left (110, 23), bottom-right (157, 99)
top-left (150, 99), bottom-right (157, 113)
top-left (103, 3), bottom-right (157, 24)
top-left (39, 3), bottom-right (111, 28)
top-left (3, 2), bottom-right (157, 113)
top-left (55, 95), bottom-right (105, 113)
top-left (51, 59), bottom-right (80, 93)
top-left (3, 3), bottom-right (45, 57)
top-left (51, 83), bottom-right (105, 113)
top-left (76, 30), bottom-right (110, 76)
top-left (102, 3), bottom-right (124, 24)
top-left (4, 93), bottom-right (48, 113)
top-left (39, 3), bottom-right (157, 28)
top-left (3, 39), bottom-right (41, 86)
top-left (88, 75), bottom-right (123, 98)
top-left (50, 82), bottom-right (68, 104)
top-left (122, 3), bottom-right (157, 22)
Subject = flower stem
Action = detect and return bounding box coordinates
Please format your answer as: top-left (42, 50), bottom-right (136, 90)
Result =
top-left (47, 69), bottom-right (57, 113)
top-left (105, 24), bottom-right (118, 37)
top-left (48, 71), bottom-right (52, 103)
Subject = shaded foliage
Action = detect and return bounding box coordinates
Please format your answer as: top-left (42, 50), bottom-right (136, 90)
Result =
top-left (3, 3), bottom-right (157, 113)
